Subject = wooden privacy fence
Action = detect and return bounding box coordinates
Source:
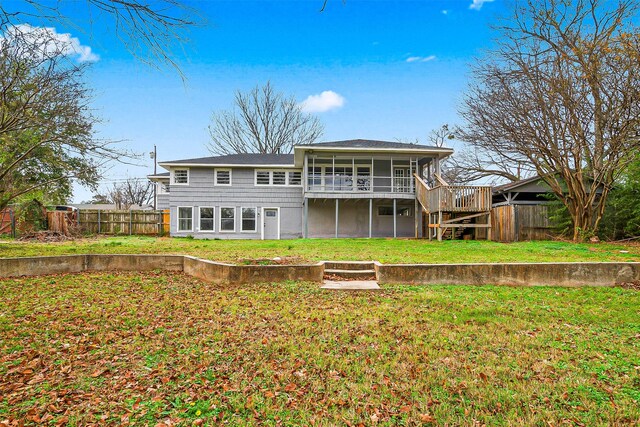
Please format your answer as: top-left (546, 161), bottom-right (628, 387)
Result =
top-left (491, 204), bottom-right (556, 242)
top-left (77, 209), bottom-right (170, 235)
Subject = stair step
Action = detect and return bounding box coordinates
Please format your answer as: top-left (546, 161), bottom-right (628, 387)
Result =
top-left (324, 261), bottom-right (375, 271)
top-left (324, 269), bottom-right (377, 280)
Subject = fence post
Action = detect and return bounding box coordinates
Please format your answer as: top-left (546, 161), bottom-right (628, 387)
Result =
top-left (129, 210), bottom-right (132, 235)
top-left (97, 209), bottom-right (101, 234)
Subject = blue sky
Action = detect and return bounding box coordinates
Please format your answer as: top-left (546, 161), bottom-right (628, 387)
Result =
top-left (38, 0), bottom-right (506, 202)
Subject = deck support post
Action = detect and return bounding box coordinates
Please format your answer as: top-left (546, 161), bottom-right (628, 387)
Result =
top-left (369, 198), bottom-right (373, 238)
top-left (393, 198), bottom-right (397, 238)
top-left (437, 211), bottom-right (443, 241)
top-left (303, 198), bottom-right (309, 238)
top-left (335, 199), bottom-right (339, 238)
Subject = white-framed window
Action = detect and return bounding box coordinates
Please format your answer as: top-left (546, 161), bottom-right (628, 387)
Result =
top-left (199, 207), bottom-right (215, 232)
top-left (158, 182), bottom-right (170, 194)
top-left (177, 206), bottom-right (193, 231)
top-left (256, 171), bottom-right (270, 185)
top-left (377, 206), bottom-right (413, 217)
top-left (215, 169), bottom-right (232, 186)
top-left (241, 207), bottom-right (257, 232)
top-left (172, 168), bottom-right (189, 185)
top-left (272, 171), bottom-right (286, 185)
top-left (219, 207), bottom-right (235, 232)
top-left (254, 170), bottom-right (302, 186)
top-left (288, 171), bottom-right (302, 186)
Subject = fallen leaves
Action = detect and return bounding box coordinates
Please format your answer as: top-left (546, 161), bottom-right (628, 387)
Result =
top-left (1, 271), bottom-right (639, 425)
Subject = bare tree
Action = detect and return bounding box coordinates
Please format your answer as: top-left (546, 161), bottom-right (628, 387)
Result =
top-left (0, 1), bottom-right (198, 73)
top-left (207, 82), bottom-right (324, 155)
top-left (0, 25), bottom-right (135, 211)
top-left (457, 0), bottom-right (640, 241)
top-left (93, 178), bottom-right (154, 209)
top-left (425, 124), bottom-right (533, 185)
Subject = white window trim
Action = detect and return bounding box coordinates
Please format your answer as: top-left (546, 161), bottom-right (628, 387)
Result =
top-left (177, 206), bottom-right (193, 232)
top-left (214, 168), bottom-right (232, 186)
top-left (198, 206), bottom-right (215, 232)
top-left (260, 207), bottom-right (281, 240)
top-left (240, 207), bottom-right (258, 233)
top-left (171, 168), bottom-right (189, 186)
top-left (219, 206), bottom-right (236, 233)
top-left (254, 169), bottom-right (303, 187)
top-left (255, 170), bottom-right (272, 186)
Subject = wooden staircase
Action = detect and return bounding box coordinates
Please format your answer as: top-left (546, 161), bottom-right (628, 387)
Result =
top-left (414, 174), bottom-right (492, 241)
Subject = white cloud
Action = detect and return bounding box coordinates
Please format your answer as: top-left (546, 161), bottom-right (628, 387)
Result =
top-left (406, 55), bottom-right (436, 63)
top-left (441, 9), bottom-right (449, 15)
top-left (469, 0), bottom-right (494, 11)
top-left (3, 24), bottom-right (99, 62)
top-left (300, 91), bottom-right (345, 113)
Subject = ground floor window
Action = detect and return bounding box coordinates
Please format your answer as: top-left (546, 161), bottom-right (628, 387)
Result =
top-left (177, 206), bottom-right (193, 231)
top-left (220, 207), bottom-right (235, 232)
top-left (199, 207), bottom-right (214, 231)
top-left (241, 207), bottom-right (257, 232)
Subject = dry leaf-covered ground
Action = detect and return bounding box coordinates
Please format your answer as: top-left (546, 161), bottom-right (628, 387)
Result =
top-left (1, 272), bottom-right (639, 426)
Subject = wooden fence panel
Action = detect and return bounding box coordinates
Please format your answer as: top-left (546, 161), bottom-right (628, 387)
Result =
top-left (490, 204), bottom-right (556, 242)
top-left (490, 205), bottom-right (515, 242)
top-left (516, 204), bottom-right (554, 241)
top-left (77, 209), bottom-right (169, 235)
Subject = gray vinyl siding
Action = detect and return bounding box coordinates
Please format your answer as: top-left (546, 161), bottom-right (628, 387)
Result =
top-left (156, 194), bottom-right (170, 210)
top-left (168, 167), bottom-right (303, 239)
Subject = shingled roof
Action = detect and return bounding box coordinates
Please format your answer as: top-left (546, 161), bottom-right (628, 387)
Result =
top-left (298, 139), bottom-right (449, 151)
top-left (160, 153), bottom-right (294, 166)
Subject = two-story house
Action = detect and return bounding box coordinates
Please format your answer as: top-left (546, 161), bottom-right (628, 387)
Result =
top-left (148, 139), bottom-right (492, 240)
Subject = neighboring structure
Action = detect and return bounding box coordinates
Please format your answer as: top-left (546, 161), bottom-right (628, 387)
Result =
top-left (490, 176), bottom-right (557, 242)
top-left (148, 139), bottom-right (493, 240)
top-left (492, 176), bottom-right (556, 207)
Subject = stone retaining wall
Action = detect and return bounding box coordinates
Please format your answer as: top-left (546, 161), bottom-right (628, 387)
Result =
top-left (376, 262), bottom-right (640, 287)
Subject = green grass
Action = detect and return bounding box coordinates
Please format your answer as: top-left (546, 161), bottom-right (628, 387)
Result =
top-left (0, 272), bottom-right (638, 425)
top-left (1, 235), bottom-right (640, 264)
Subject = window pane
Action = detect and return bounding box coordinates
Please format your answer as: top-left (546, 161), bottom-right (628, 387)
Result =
top-left (288, 171), bottom-right (301, 185)
top-left (216, 170), bottom-right (230, 184)
top-left (273, 171), bottom-right (286, 185)
top-left (200, 207), bottom-right (214, 231)
top-left (174, 169), bottom-right (188, 184)
top-left (256, 171), bottom-right (270, 185)
top-left (221, 207), bottom-right (234, 219)
top-left (220, 207), bottom-right (235, 231)
top-left (221, 219), bottom-right (235, 231)
top-left (178, 207), bottom-right (192, 231)
top-left (242, 207), bottom-right (256, 219)
top-left (242, 219), bottom-right (256, 231)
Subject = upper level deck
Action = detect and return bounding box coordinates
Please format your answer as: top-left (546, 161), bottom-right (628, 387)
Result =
top-left (302, 154), bottom-right (422, 199)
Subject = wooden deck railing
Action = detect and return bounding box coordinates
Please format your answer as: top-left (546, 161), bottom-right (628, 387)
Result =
top-left (415, 174), bottom-right (492, 213)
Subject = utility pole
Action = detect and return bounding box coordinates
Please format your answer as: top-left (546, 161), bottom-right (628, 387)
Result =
top-left (150, 145), bottom-right (157, 210)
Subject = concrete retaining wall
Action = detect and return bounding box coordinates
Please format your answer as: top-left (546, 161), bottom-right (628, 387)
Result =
top-left (0, 254), bottom-right (324, 285)
top-left (377, 262), bottom-right (640, 287)
top-left (2, 255), bottom-right (638, 287)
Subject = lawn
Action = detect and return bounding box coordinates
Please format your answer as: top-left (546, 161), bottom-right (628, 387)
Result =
top-left (1, 235), bottom-right (640, 264)
top-left (1, 272), bottom-right (638, 426)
